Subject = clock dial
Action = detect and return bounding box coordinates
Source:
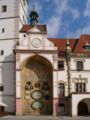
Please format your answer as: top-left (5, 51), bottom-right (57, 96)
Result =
top-left (32, 38), bottom-right (41, 48)
top-left (31, 101), bottom-right (44, 110)
top-left (31, 90), bottom-right (43, 100)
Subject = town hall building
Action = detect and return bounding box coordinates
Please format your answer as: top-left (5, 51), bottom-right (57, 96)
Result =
top-left (0, 0), bottom-right (90, 117)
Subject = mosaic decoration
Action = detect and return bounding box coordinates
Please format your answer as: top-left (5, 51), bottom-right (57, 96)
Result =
top-left (31, 90), bottom-right (43, 100)
top-left (31, 101), bottom-right (44, 110)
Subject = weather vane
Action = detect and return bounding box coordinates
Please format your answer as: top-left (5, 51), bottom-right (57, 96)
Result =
top-left (32, 0), bottom-right (35, 11)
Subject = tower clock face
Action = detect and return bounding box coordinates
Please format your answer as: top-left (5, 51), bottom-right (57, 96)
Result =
top-left (32, 38), bottom-right (41, 48)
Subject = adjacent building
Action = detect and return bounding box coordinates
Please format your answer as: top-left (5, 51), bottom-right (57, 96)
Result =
top-left (0, 0), bottom-right (90, 117)
top-left (0, 0), bottom-right (28, 114)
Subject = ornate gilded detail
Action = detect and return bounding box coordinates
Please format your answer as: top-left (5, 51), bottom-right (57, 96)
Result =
top-left (31, 90), bottom-right (43, 100)
top-left (31, 101), bottom-right (44, 110)
top-left (21, 55), bottom-right (53, 115)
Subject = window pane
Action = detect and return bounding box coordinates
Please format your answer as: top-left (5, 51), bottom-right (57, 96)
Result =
top-left (77, 61), bottom-right (83, 71)
top-left (58, 103), bottom-right (65, 113)
top-left (0, 86), bottom-right (4, 91)
top-left (75, 83), bottom-right (78, 92)
top-left (83, 83), bottom-right (86, 92)
top-left (78, 83), bottom-right (82, 92)
top-left (58, 61), bottom-right (64, 70)
top-left (75, 83), bottom-right (86, 93)
top-left (2, 6), bottom-right (7, 12)
top-left (58, 83), bottom-right (64, 96)
top-left (2, 28), bottom-right (5, 33)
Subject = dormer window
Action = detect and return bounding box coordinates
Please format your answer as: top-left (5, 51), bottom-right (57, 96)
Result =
top-left (83, 41), bottom-right (90, 50)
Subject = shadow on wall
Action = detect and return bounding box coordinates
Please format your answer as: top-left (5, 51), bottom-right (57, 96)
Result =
top-left (78, 98), bottom-right (90, 116)
top-left (1, 53), bottom-right (16, 114)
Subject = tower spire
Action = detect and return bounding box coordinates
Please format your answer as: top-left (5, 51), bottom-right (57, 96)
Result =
top-left (30, 4), bottom-right (39, 26)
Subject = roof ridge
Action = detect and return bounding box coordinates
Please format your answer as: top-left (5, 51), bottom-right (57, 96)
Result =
top-left (72, 39), bottom-right (79, 52)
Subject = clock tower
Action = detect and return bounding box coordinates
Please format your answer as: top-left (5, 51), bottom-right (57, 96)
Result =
top-left (15, 6), bottom-right (58, 115)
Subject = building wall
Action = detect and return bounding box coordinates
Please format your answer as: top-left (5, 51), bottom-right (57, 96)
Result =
top-left (0, 0), bottom-right (28, 113)
top-left (71, 57), bottom-right (90, 93)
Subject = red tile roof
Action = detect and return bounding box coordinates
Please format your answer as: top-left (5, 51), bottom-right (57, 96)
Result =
top-left (20, 24), bottom-right (47, 33)
top-left (49, 34), bottom-right (90, 54)
top-left (74, 35), bottom-right (90, 54)
top-left (49, 38), bottom-right (78, 52)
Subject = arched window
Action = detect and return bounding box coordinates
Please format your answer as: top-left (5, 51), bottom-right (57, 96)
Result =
top-left (58, 83), bottom-right (65, 97)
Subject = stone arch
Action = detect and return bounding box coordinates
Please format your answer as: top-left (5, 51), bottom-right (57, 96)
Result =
top-left (21, 55), bottom-right (53, 115)
top-left (77, 98), bottom-right (90, 116)
top-left (72, 94), bottom-right (90, 116)
top-left (20, 55), bottom-right (53, 69)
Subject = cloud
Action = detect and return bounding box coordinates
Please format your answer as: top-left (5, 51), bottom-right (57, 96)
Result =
top-left (47, 16), bottom-right (61, 37)
top-left (46, 0), bottom-right (80, 37)
top-left (66, 0), bottom-right (90, 38)
top-left (54, 0), bottom-right (68, 15)
top-left (70, 9), bottom-right (80, 19)
top-left (84, 0), bottom-right (90, 17)
top-left (66, 23), bottom-right (90, 38)
top-left (46, 0), bottom-right (69, 37)
top-left (28, 1), bottom-right (42, 14)
top-left (45, 0), bottom-right (50, 2)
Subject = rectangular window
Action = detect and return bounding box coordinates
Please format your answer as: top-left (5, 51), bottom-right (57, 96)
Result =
top-left (0, 50), bottom-right (4, 55)
top-left (1, 5), bottom-right (7, 12)
top-left (77, 61), bottom-right (83, 71)
top-left (75, 83), bottom-right (86, 93)
top-left (0, 106), bottom-right (4, 112)
top-left (58, 83), bottom-right (65, 97)
top-left (2, 28), bottom-right (5, 33)
top-left (0, 86), bottom-right (4, 91)
top-left (58, 103), bottom-right (65, 113)
top-left (83, 83), bottom-right (86, 92)
top-left (58, 61), bottom-right (64, 70)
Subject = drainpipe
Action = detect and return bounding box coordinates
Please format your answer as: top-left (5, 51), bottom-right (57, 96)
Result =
top-left (66, 39), bottom-right (72, 116)
top-left (66, 39), bottom-right (71, 95)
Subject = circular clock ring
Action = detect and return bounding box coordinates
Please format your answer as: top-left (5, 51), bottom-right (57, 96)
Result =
top-left (32, 38), bottom-right (41, 48)
top-left (31, 101), bottom-right (44, 110)
top-left (31, 90), bottom-right (43, 100)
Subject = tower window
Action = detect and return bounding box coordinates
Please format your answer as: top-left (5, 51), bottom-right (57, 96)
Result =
top-left (24, 34), bottom-right (26, 37)
top-left (58, 61), bottom-right (64, 70)
top-left (0, 50), bottom-right (4, 55)
top-left (1, 5), bottom-right (7, 12)
top-left (77, 61), bottom-right (83, 71)
top-left (2, 28), bottom-right (5, 33)
top-left (0, 86), bottom-right (4, 91)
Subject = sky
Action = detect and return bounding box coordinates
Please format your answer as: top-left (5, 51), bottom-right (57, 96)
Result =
top-left (28, 0), bottom-right (90, 38)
